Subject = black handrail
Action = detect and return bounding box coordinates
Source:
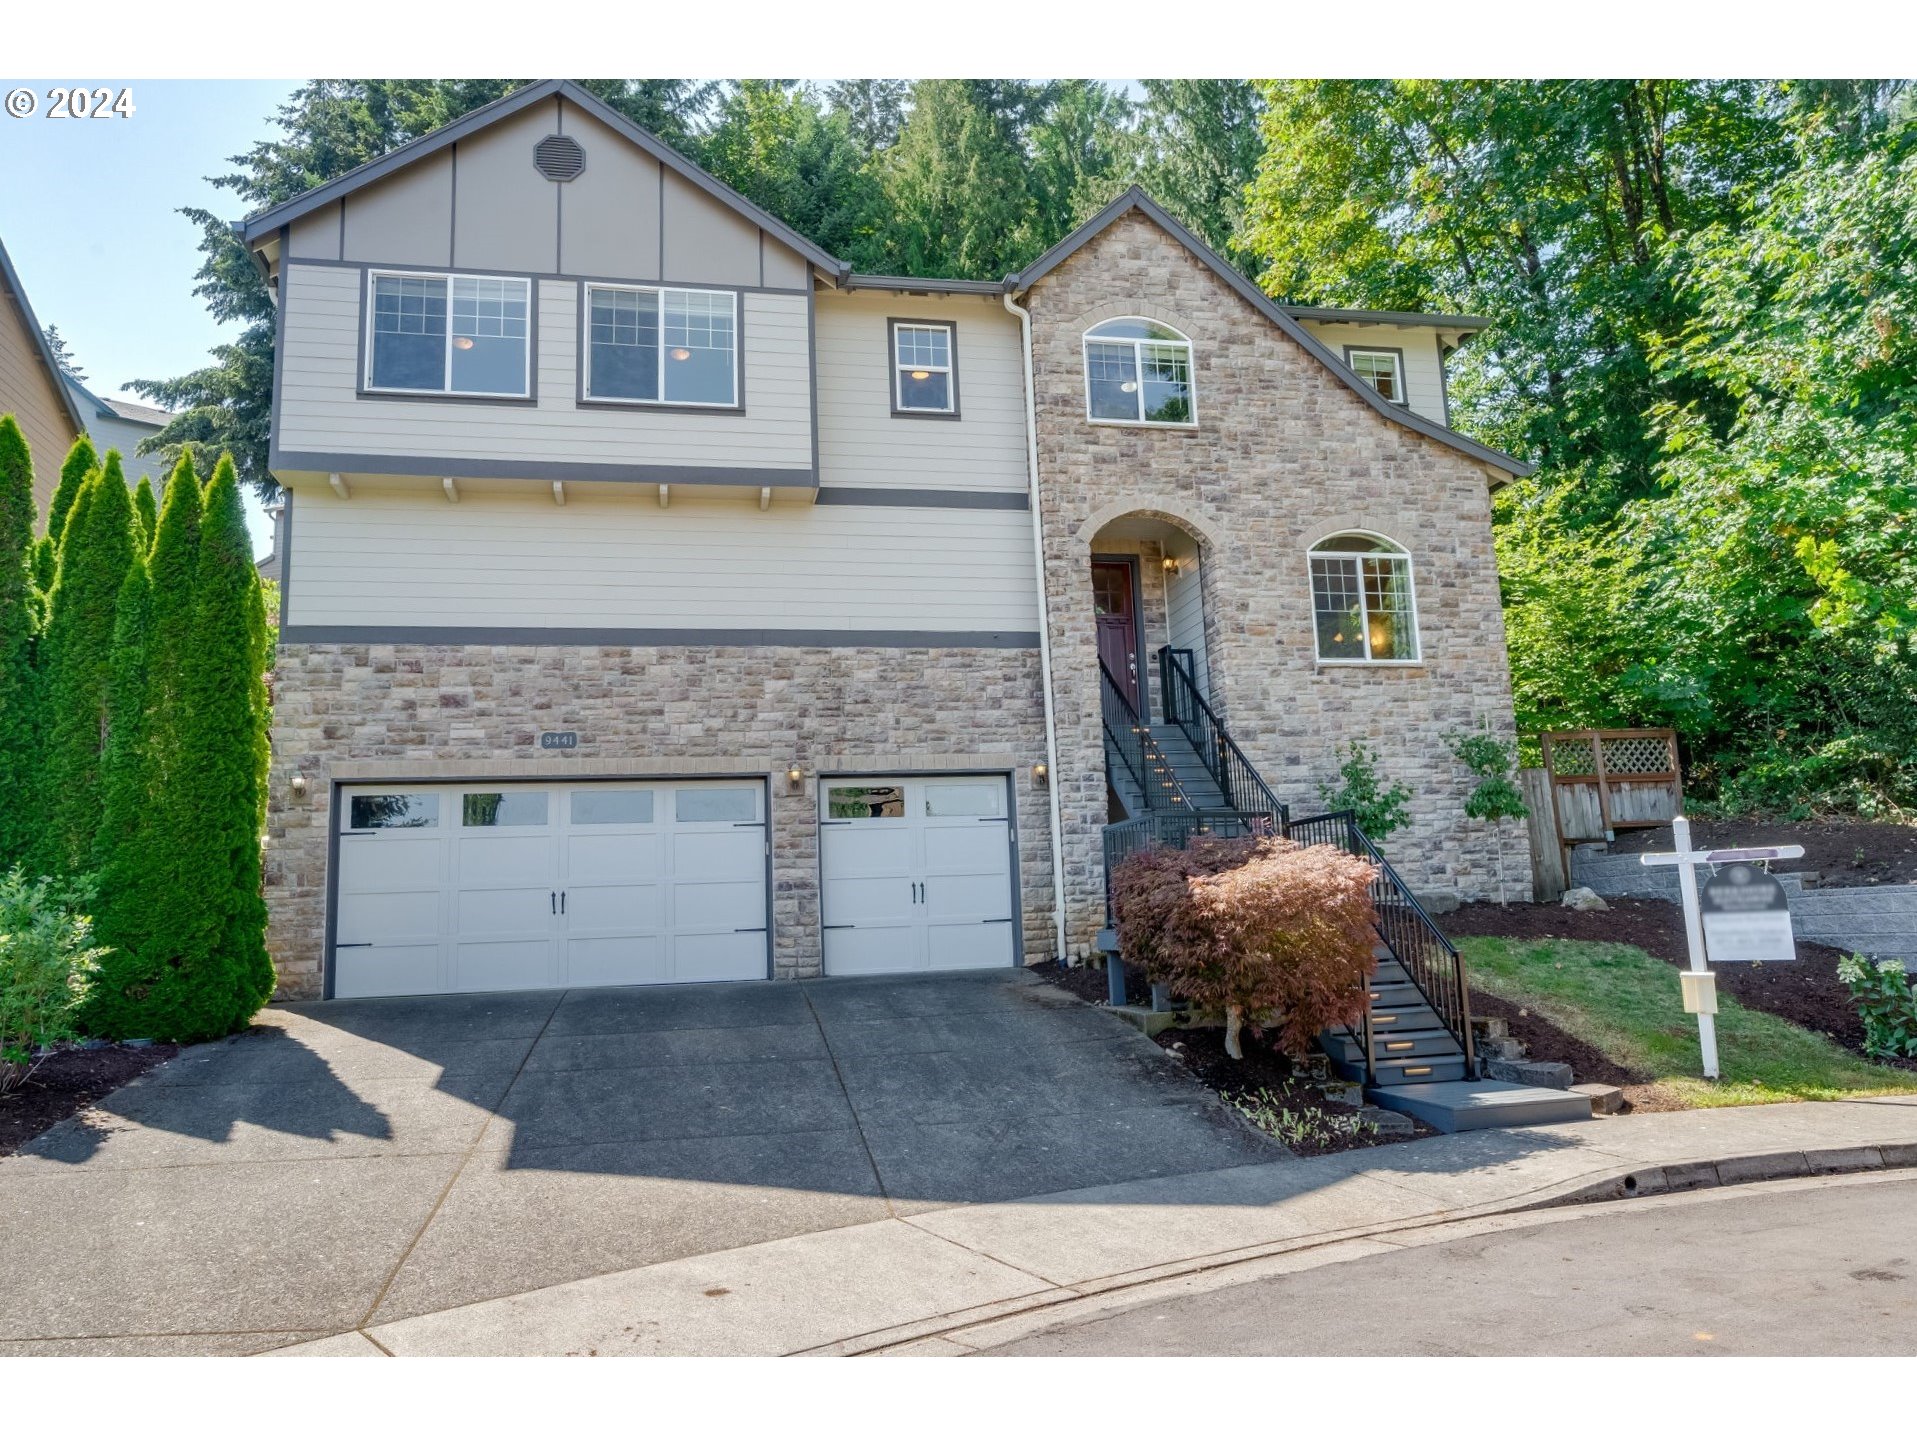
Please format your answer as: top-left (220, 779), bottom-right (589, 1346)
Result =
top-left (1286, 808), bottom-right (1477, 1082)
top-left (1100, 808), bottom-right (1280, 921)
top-left (1101, 660), bottom-right (1189, 815)
top-left (1158, 648), bottom-right (1288, 824)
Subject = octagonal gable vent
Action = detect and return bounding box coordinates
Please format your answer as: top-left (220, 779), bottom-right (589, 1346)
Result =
top-left (533, 134), bottom-right (586, 182)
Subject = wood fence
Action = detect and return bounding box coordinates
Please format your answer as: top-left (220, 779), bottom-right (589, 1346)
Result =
top-left (1521, 729), bottom-right (1684, 898)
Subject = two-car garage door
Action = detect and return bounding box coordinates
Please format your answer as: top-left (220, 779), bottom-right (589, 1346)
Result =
top-left (333, 780), bottom-right (768, 998)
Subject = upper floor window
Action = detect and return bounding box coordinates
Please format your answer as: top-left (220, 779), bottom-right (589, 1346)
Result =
top-left (1084, 318), bottom-right (1194, 426)
top-left (367, 272), bottom-right (530, 398)
top-left (890, 320), bottom-right (957, 416)
top-left (586, 284), bottom-right (738, 407)
top-left (1345, 348), bottom-right (1405, 405)
top-left (1309, 533), bottom-right (1420, 663)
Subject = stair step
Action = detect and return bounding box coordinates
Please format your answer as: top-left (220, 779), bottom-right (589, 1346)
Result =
top-left (1367, 1080), bottom-right (1593, 1134)
top-left (1365, 1007), bottom-right (1448, 1034)
top-left (1366, 1055), bottom-right (1469, 1085)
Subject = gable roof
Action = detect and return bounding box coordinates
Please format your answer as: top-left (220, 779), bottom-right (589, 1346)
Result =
top-left (1005, 187), bottom-right (1532, 480)
top-left (237, 80), bottom-right (847, 278)
top-left (63, 373), bottom-right (169, 428)
top-left (0, 235), bottom-right (91, 437)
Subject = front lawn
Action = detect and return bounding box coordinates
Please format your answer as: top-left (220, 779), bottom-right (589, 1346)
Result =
top-left (1458, 935), bottom-right (1917, 1109)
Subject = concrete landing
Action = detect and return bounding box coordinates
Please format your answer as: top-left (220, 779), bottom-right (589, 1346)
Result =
top-left (1370, 1079), bottom-right (1593, 1134)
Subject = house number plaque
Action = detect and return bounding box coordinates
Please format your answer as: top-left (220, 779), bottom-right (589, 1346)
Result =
top-left (539, 731), bottom-right (580, 750)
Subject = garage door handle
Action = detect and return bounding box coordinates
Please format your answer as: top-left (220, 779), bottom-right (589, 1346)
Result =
top-left (823, 924), bottom-right (854, 930)
top-left (561, 891), bottom-right (566, 914)
top-left (336, 942), bottom-right (374, 948)
top-left (550, 891), bottom-right (556, 914)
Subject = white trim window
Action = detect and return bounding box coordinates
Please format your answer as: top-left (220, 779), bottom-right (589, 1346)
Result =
top-left (586, 284), bottom-right (738, 407)
top-left (1308, 533), bottom-right (1421, 663)
top-left (1346, 348), bottom-right (1405, 404)
top-left (1083, 317), bottom-right (1195, 426)
top-left (892, 321), bottom-right (955, 414)
top-left (367, 272), bottom-right (530, 397)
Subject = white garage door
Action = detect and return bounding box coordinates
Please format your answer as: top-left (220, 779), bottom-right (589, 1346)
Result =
top-left (820, 775), bottom-right (1017, 976)
top-left (332, 780), bottom-right (767, 998)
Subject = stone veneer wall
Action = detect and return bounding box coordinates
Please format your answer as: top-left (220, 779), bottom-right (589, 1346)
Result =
top-left (266, 642), bottom-right (1055, 1000)
top-left (1026, 211), bottom-right (1532, 954)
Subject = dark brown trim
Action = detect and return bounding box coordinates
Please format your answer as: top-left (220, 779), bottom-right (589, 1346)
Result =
top-left (816, 487), bottom-right (1026, 510)
top-left (270, 450), bottom-right (815, 490)
top-left (282, 624), bottom-right (1042, 649)
top-left (1283, 304), bottom-right (1491, 330)
top-left (1341, 344), bottom-right (1410, 408)
top-left (886, 316), bottom-right (962, 420)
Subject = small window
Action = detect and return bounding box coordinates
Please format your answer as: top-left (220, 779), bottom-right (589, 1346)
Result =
top-left (675, 787), bottom-right (757, 823)
top-left (1346, 348), bottom-right (1405, 404)
top-left (924, 783), bottom-right (1001, 818)
top-left (348, 793), bottom-right (439, 830)
top-left (890, 321), bottom-right (957, 415)
top-left (367, 272), bottom-right (530, 397)
top-left (570, 790), bottom-right (654, 825)
top-left (828, 784), bottom-right (905, 819)
top-left (586, 284), bottom-right (737, 407)
top-left (1309, 534), bottom-right (1420, 663)
top-left (462, 791), bottom-right (550, 827)
top-left (1084, 317), bottom-right (1194, 426)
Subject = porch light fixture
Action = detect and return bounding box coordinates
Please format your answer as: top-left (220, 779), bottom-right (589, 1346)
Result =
top-left (1161, 556), bottom-right (1181, 576)
top-left (1032, 760), bottom-right (1049, 785)
top-left (290, 773), bottom-right (308, 800)
top-left (786, 765), bottom-right (804, 790)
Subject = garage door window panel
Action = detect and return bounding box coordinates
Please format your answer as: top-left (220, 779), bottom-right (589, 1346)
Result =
top-left (462, 790), bottom-right (551, 827)
top-left (348, 793), bottom-right (440, 830)
top-left (675, 787), bottom-right (758, 823)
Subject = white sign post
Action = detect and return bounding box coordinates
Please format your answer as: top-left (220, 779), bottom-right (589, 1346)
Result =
top-left (1639, 816), bottom-right (1804, 1081)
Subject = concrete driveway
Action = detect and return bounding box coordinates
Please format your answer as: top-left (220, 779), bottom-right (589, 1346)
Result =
top-left (0, 969), bottom-right (1275, 1355)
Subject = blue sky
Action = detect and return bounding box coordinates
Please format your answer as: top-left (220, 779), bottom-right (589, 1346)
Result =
top-left (1, 80), bottom-right (297, 553)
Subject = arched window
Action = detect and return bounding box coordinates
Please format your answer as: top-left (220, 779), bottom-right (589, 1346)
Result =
top-left (1308, 533), bottom-right (1420, 663)
top-left (1083, 318), bottom-right (1194, 426)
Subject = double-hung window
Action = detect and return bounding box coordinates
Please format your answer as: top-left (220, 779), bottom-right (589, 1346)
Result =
top-left (1345, 348), bottom-right (1405, 404)
top-left (890, 320), bottom-right (957, 415)
top-left (585, 284), bottom-right (738, 407)
top-left (1309, 534), bottom-right (1421, 663)
top-left (367, 272), bottom-right (530, 397)
top-left (1084, 317), bottom-right (1195, 426)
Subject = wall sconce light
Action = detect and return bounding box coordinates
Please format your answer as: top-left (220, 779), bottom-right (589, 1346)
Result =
top-left (1161, 556), bottom-right (1181, 577)
top-left (786, 765), bottom-right (804, 791)
top-left (290, 772), bottom-right (309, 800)
top-left (1032, 760), bottom-right (1049, 786)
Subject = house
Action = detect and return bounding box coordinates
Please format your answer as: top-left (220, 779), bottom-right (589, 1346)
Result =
top-left (61, 373), bottom-right (175, 488)
top-left (0, 234), bottom-right (88, 512)
top-left (240, 82), bottom-right (1538, 1105)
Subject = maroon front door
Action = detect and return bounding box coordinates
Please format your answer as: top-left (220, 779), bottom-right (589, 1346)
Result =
top-left (1092, 560), bottom-right (1143, 713)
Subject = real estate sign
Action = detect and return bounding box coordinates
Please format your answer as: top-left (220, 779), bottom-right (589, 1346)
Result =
top-left (1700, 863), bottom-right (1795, 964)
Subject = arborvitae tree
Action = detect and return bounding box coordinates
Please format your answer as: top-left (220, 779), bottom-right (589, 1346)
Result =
top-left (0, 416), bottom-right (40, 868)
top-left (31, 434), bottom-right (98, 594)
top-left (132, 476), bottom-right (158, 550)
top-left (84, 550), bottom-right (156, 1032)
top-left (115, 456), bottom-right (272, 1040)
top-left (37, 454), bottom-right (135, 875)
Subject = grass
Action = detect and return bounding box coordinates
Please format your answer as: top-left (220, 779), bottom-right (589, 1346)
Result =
top-left (1457, 935), bottom-right (1917, 1109)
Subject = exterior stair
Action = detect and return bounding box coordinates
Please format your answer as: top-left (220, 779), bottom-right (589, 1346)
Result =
top-left (1149, 725), bottom-right (1228, 808)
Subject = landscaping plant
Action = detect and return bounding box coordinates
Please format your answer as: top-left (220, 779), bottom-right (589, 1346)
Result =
top-left (1836, 955), bottom-right (1917, 1060)
top-left (0, 416), bottom-right (40, 871)
top-left (30, 434), bottom-right (96, 597)
top-left (1317, 739), bottom-right (1413, 844)
top-left (1112, 835), bottom-right (1378, 1060)
top-left (1449, 730), bottom-right (1529, 906)
top-left (0, 869), bottom-right (108, 1093)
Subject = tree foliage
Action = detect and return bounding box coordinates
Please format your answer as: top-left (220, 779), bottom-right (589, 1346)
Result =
top-left (0, 416), bottom-right (40, 869)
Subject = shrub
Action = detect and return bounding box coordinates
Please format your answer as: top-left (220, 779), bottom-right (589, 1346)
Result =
top-left (0, 415), bottom-right (40, 871)
top-left (1317, 739), bottom-right (1413, 843)
top-left (1837, 955), bottom-right (1917, 1060)
top-left (1449, 731), bottom-right (1529, 905)
top-left (0, 869), bottom-right (108, 1092)
top-left (1112, 835), bottom-right (1379, 1059)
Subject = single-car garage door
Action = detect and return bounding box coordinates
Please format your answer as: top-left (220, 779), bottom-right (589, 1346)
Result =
top-left (332, 780), bottom-right (768, 998)
top-left (820, 774), bottom-right (1017, 976)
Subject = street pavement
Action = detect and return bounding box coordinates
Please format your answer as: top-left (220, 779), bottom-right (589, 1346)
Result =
top-left (980, 1174), bottom-right (1917, 1356)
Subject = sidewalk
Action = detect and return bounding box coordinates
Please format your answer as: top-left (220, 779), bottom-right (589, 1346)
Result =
top-left (267, 1096), bottom-right (1917, 1358)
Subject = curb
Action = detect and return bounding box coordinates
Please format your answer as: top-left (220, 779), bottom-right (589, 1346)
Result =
top-left (1528, 1142), bottom-right (1917, 1208)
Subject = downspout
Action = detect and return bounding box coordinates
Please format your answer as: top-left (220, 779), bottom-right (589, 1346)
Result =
top-left (1004, 285), bottom-right (1070, 966)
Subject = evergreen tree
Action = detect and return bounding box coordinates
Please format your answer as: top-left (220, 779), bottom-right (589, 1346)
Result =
top-left (0, 416), bottom-right (40, 868)
top-left (86, 549), bottom-right (156, 1031)
top-left (37, 454), bottom-right (135, 875)
top-left (116, 456), bottom-right (272, 1040)
top-left (32, 435), bottom-right (98, 594)
top-left (1132, 80), bottom-right (1267, 269)
top-left (826, 79), bottom-right (909, 155)
top-left (882, 80), bottom-right (1041, 278)
top-left (1026, 81), bottom-right (1135, 250)
top-left (132, 476), bottom-right (158, 550)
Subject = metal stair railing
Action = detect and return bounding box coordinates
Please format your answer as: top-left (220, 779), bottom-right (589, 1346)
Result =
top-left (1286, 808), bottom-right (1477, 1084)
top-left (1100, 660), bottom-right (1189, 815)
top-left (1158, 648), bottom-right (1288, 824)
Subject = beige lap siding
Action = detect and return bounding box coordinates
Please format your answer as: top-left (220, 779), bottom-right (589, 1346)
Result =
top-left (1026, 211), bottom-right (1531, 954)
top-left (281, 485), bottom-right (1039, 634)
top-left (264, 644), bottom-right (1056, 1000)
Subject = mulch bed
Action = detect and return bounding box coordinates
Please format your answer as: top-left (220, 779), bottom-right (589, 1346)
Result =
top-left (1607, 817), bottom-right (1917, 888)
top-left (0, 1044), bottom-right (179, 1158)
top-left (1444, 898), bottom-right (1917, 1074)
top-left (1031, 960), bottom-right (1431, 1154)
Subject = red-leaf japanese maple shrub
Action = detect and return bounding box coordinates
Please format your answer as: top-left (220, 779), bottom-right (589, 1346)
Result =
top-left (1111, 836), bottom-right (1380, 1060)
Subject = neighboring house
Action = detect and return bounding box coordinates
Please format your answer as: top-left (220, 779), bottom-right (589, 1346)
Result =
top-left (257, 497), bottom-right (287, 583)
top-left (0, 235), bottom-right (88, 515)
top-left (241, 82), bottom-right (1533, 1029)
top-left (61, 373), bottom-right (174, 488)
